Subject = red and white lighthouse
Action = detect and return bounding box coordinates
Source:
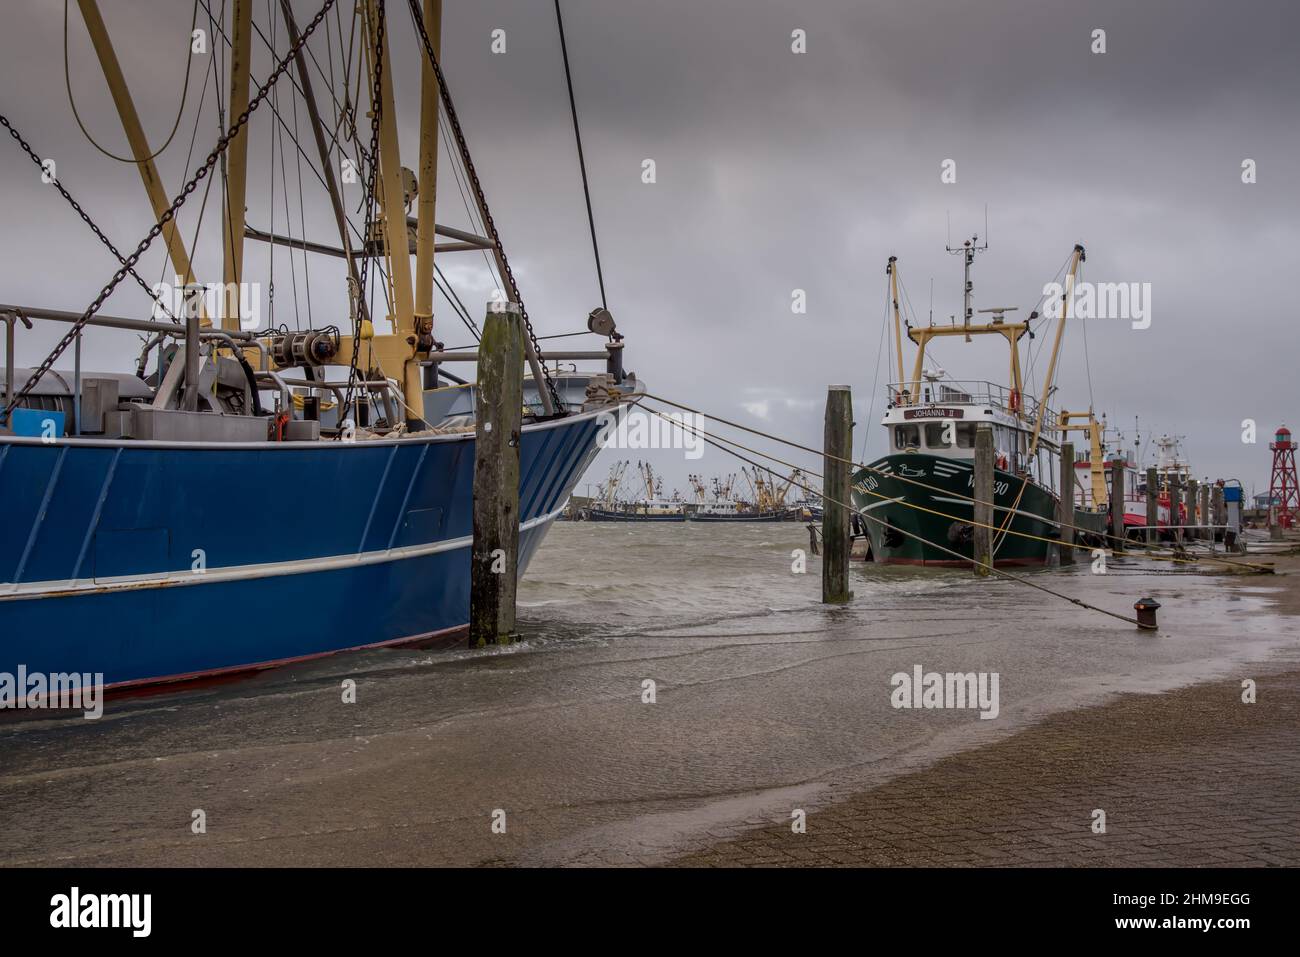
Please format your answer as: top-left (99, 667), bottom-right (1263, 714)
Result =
top-left (1269, 425), bottom-right (1299, 529)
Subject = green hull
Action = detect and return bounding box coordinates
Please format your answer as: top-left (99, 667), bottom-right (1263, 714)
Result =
top-left (851, 453), bottom-right (1060, 567)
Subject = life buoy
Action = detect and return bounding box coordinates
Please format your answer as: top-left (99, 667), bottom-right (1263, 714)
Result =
top-left (995, 453), bottom-right (1009, 471)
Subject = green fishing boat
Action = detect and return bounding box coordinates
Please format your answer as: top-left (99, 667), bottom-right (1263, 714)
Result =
top-left (852, 239), bottom-right (1087, 567)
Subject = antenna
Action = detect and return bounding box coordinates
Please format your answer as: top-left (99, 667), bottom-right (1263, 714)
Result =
top-left (945, 230), bottom-right (989, 332)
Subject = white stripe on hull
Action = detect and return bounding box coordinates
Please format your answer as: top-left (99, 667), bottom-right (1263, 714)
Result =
top-left (1, 504), bottom-right (568, 603)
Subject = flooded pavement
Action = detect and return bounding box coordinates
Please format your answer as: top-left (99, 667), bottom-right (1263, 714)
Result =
top-left (2, 524), bottom-right (1297, 867)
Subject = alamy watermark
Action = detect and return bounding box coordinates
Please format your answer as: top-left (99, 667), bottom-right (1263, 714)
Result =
top-left (0, 665), bottom-right (104, 719)
top-left (890, 665), bottom-right (1000, 720)
top-left (596, 409), bottom-right (705, 460)
top-left (50, 887), bottom-right (150, 937)
top-left (150, 276), bottom-right (262, 330)
top-left (1042, 279), bottom-right (1151, 330)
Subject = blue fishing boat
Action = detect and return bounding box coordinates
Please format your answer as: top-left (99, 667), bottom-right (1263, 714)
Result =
top-left (1, 0), bottom-right (637, 688)
top-left (0, 380), bottom-right (629, 688)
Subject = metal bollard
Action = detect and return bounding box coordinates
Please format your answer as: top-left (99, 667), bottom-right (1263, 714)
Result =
top-left (1134, 597), bottom-right (1161, 631)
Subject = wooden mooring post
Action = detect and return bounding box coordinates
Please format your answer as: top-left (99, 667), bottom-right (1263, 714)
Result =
top-left (1145, 467), bottom-right (1159, 546)
top-left (470, 302), bottom-right (524, 647)
top-left (822, 385), bottom-right (853, 604)
top-left (1199, 484), bottom-right (1212, 542)
top-left (1168, 478), bottom-right (1182, 545)
top-left (1212, 484), bottom-right (1225, 544)
top-left (1058, 441), bottom-right (1075, 566)
top-left (1186, 479), bottom-right (1199, 543)
top-left (973, 425), bottom-right (994, 576)
top-left (1110, 458), bottom-right (1126, 553)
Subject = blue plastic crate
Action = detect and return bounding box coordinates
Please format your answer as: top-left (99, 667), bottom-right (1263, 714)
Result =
top-left (6, 407), bottom-right (65, 438)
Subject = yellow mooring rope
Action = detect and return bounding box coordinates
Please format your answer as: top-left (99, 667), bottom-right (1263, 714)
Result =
top-left (637, 404), bottom-right (1146, 628)
top-left (639, 393), bottom-right (1273, 575)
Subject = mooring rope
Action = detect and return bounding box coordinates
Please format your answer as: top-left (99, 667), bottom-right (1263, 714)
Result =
top-left (637, 404), bottom-right (1146, 628)
top-left (639, 393), bottom-right (1273, 574)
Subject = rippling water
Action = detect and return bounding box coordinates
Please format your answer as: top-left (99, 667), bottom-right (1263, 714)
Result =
top-left (4, 521), bottom-right (1297, 867)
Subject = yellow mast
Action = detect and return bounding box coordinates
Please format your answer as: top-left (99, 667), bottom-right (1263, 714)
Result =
top-left (1025, 244), bottom-right (1085, 456)
top-left (365, 0), bottom-right (423, 429)
top-left (413, 0), bottom-right (442, 351)
top-left (76, 0), bottom-right (202, 312)
top-left (887, 257), bottom-right (906, 402)
top-left (220, 0), bottom-right (253, 331)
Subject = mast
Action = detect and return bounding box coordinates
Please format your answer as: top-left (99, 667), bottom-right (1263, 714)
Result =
top-left (946, 234), bottom-right (987, 339)
top-left (1025, 243), bottom-right (1085, 456)
top-left (221, 0), bottom-right (253, 331)
top-left (364, 0), bottom-right (423, 429)
top-left (887, 256), bottom-right (906, 402)
top-left (76, 0), bottom-right (203, 311)
top-left (413, 0), bottom-right (443, 376)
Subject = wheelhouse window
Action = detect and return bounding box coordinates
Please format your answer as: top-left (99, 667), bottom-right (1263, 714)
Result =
top-left (924, 423), bottom-right (951, 449)
top-left (894, 424), bottom-right (921, 450)
top-left (955, 423), bottom-right (977, 448)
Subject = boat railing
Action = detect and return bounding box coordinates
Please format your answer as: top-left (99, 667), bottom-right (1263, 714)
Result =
top-left (883, 380), bottom-right (1057, 426)
top-left (2, 303), bottom-right (630, 430)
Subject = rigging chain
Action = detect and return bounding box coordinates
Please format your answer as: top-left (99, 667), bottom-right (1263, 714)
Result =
top-left (0, 115), bottom-right (176, 322)
top-left (340, 0), bottom-right (387, 429)
top-left (2, 0), bottom-right (338, 421)
top-left (405, 0), bottom-right (565, 417)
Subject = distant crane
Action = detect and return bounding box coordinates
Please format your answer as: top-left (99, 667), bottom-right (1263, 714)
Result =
top-left (712, 473), bottom-right (737, 502)
top-left (772, 468), bottom-right (804, 509)
top-left (637, 460), bottom-right (664, 501)
top-left (599, 460), bottom-right (629, 505)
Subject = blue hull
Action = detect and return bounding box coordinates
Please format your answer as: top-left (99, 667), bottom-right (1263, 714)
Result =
top-left (0, 410), bottom-right (607, 687)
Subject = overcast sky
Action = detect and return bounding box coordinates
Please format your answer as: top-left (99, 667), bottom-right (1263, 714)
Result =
top-left (2, 0), bottom-right (1297, 499)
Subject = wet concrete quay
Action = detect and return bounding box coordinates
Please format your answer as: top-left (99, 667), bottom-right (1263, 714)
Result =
top-left (1, 525), bottom-right (1297, 867)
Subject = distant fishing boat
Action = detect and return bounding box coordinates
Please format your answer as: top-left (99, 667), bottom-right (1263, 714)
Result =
top-left (852, 239), bottom-right (1087, 567)
top-left (587, 501), bottom-right (688, 522)
top-left (0, 0), bottom-right (637, 687)
top-left (587, 460), bottom-right (687, 521)
top-left (684, 467), bottom-right (803, 522)
top-left (1068, 428), bottom-right (1190, 543)
top-left (689, 500), bottom-right (785, 522)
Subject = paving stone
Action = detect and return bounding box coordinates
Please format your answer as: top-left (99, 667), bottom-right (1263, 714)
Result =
top-left (670, 672), bottom-right (1300, 868)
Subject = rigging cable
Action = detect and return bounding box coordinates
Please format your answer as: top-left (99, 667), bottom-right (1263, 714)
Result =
top-left (340, 0), bottom-right (388, 427)
top-left (554, 0), bottom-right (608, 309)
top-left (0, 115), bottom-right (176, 321)
top-left (859, 281), bottom-right (890, 464)
top-left (405, 0), bottom-right (564, 415)
top-left (436, 103), bottom-right (500, 290)
top-left (637, 392), bottom-right (1273, 574)
top-left (288, 13), bottom-right (314, 329)
top-left (63, 0), bottom-right (200, 164)
top-left (3, 0), bottom-right (339, 418)
top-left (644, 399), bottom-right (1266, 584)
top-left (158, 3), bottom-right (218, 307)
top-left (638, 403), bottom-right (1147, 627)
